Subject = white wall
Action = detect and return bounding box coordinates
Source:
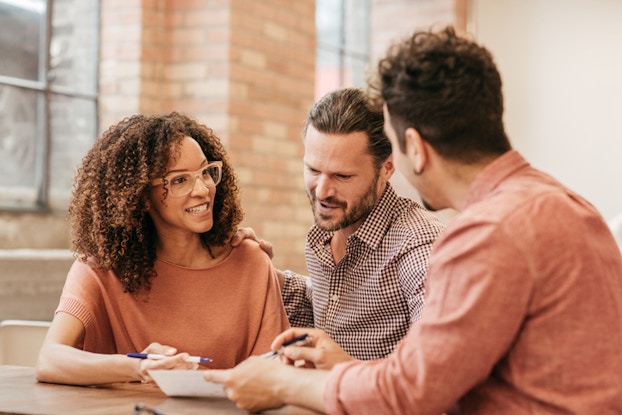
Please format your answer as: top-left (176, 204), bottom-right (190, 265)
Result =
top-left (469, 0), bottom-right (622, 221)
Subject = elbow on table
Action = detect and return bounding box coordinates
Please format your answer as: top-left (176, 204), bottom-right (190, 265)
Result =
top-left (34, 349), bottom-right (60, 384)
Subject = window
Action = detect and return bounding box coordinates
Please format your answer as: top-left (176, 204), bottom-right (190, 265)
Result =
top-left (315, 0), bottom-right (370, 99)
top-left (0, 0), bottom-right (98, 211)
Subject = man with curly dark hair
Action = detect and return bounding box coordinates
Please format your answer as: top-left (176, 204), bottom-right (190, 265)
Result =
top-left (35, 112), bottom-right (289, 385)
top-left (204, 27), bottom-right (622, 414)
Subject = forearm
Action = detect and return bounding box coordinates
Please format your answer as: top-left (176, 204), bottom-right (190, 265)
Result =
top-left (36, 343), bottom-right (140, 385)
top-left (278, 366), bottom-right (329, 414)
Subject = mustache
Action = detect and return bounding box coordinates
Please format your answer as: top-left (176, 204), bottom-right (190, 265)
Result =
top-left (309, 193), bottom-right (347, 209)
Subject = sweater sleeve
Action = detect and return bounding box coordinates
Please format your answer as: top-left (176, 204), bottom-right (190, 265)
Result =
top-left (245, 247), bottom-right (292, 357)
top-left (55, 259), bottom-right (116, 353)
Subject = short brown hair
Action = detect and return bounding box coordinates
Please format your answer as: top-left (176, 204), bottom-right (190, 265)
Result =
top-left (304, 87), bottom-right (392, 170)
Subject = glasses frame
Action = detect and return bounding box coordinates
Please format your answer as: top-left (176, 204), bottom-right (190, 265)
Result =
top-left (152, 161), bottom-right (223, 197)
top-left (134, 403), bottom-right (164, 415)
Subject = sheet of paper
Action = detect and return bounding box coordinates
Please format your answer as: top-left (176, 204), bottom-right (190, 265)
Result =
top-left (148, 370), bottom-right (225, 398)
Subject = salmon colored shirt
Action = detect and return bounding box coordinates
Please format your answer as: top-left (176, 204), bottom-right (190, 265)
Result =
top-left (56, 239), bottom-right (289, 369)
top-left (325, 151), bottom-right (622, 414)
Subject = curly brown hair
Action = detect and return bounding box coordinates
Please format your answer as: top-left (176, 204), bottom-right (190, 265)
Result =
top-left (68, 112), bottom-right (243, 294)
top-left (368, 26), bottom-right (511, 163)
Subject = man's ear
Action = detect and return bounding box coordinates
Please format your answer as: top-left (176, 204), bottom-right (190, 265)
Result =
top-left (404, 127), bottom-right (427, 174)
top-left (381, 153), bottom-right (396, 180)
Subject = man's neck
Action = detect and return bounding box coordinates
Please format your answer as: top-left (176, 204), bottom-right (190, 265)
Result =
top-left (440, 157), bottom-right (495, 211)
top-left (329, 219), bottom-right (363, 264)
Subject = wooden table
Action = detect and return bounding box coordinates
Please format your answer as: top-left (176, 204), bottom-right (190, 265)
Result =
top-left (0, 365), bottom-right (320, 415)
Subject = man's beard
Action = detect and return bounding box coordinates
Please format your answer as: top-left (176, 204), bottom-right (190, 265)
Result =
top-left (307, 175), bottom-right (380, 232)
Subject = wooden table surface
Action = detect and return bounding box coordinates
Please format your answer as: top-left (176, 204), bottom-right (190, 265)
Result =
top-left (0, 365), bottom-right (320, 415)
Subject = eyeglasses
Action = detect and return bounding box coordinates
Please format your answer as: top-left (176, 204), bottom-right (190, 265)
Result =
top-left (152, 161), bottom-right (223, 197)
top-left (134, 403), bottom-right (164, 415)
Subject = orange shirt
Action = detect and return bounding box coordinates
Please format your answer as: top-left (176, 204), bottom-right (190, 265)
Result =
top-left (56, 239), bottom-right (289, 369)
top-left (325, 151), bottom-right (622, 414)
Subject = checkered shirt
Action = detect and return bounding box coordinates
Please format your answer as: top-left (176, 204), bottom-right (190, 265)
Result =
top-left (282, 184), bottom-right (445, 360)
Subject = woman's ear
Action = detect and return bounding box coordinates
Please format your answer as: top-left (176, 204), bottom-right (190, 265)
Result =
top-left (404, 127), bottom-right (427, 175)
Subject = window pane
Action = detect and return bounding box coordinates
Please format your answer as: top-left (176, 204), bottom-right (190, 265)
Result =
top-left (315, 0), bottom-right (370, 98)
top-left (0, 84), bottom-right (38, 204)
top-left (48, 93), bottom-right (97, 209)
top-left (344, 0), bottom-right (369, 56)
top-left (344, 54), bottom-right (369, 88)
top-left (50, 0), bottom-right (98, 93)
top-left (316, 0), bottom-right (343, 50)
top-left (0, 0), bottom-right (46, 81)
top-left (316, 47), bottom-right (342, 97)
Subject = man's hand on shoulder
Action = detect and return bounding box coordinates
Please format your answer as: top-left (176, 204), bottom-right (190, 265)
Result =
top-left (230, 227), bottom-right (274, 259)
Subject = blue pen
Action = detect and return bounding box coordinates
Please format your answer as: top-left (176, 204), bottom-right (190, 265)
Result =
top-left (127, 352), bottom-right (212, 364)
top-left (260, 333), bottom-right (310, 359)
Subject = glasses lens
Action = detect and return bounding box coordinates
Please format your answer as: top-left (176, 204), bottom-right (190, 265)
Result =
top-left (166, 173), bottom-right (192, 196)
top-left (163, 163), bottom-right (221, 197)
top-left (204, 163), bottom-right (222, 186)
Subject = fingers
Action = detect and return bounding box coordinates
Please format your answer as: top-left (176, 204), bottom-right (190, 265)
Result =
top-left (142, 342), bottom-right (177, 355)
top-left (141, 354), bottom-right (197, 372)
top-left (204, 358), bottom-right (288, 412)
top-left (230, 228), bottom-right (275, 258)
top-left (273, 329), bottom-right (354, 370)
top-left (230, 227), bottom-right (258, 247)
top-left (280, 346), bottom-right (320, 368)
top-left (203, 368), bottom-right (230, 384)
top-left (270, 327), bottom-right (316, 350)
top-left (258, 240), bottom-right (274, 259)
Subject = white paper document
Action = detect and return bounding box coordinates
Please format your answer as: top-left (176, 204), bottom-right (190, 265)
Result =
top-left (148, 369), bottom-right (226, 398)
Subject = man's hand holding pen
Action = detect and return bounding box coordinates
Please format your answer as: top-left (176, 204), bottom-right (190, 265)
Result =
top-left (268, 328), bottom-right (356, 370)
top-left (203, 328), bottom-right (356, 413)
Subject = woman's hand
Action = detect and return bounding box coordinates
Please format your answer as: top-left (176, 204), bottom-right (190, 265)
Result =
top-left (136, 342), bottom-right (199, 382)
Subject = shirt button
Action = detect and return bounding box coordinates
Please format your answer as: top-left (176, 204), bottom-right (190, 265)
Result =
top-left (330, 294), bottom-right (339, 302)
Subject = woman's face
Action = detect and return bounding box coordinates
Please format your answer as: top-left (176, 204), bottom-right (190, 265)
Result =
top-left (147, 135), bottom-right (218, 240)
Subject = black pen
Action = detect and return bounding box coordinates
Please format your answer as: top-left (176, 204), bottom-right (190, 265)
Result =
top-left (260, 333), bottom-right (310, 359)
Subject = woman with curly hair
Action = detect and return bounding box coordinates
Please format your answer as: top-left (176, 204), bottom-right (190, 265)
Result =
top-left (35, 112), bottom-right (289, 385)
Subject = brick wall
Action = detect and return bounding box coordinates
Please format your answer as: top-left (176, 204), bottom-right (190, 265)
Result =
top-left (227, 0), bottom-right (314, 272)
top-left (1, 0), bottom-right (468, 321)
top-left (98, 0), bottom-right (314, 273)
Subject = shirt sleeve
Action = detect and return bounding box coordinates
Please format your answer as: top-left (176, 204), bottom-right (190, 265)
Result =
top-left (396, 238), bottom-right (432, 323)
top-left (281, 270), bottom-right (314, 327)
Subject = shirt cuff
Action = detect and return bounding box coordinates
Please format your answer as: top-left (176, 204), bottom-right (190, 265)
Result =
top-left (323, 360), bottom-right (360, 415)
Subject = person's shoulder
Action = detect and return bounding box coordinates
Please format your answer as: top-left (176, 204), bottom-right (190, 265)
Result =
top-left (232, 238), bottom-right (271, 261)
top-left (64, 256), bottom-right (121, 296)
top-left (68, 256), bottom-right (101, 275)
top-left (392, 197), bottom-right (445, 232)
